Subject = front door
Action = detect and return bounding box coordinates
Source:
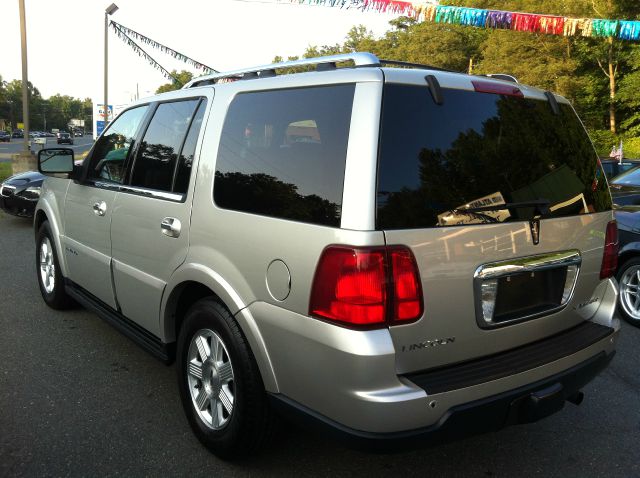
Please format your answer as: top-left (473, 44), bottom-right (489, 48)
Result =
top-left (63, 105), bottom-right (149, 308)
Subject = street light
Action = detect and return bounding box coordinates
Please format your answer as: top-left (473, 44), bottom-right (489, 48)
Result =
top-left (104, 3), bottom-right (119, 130)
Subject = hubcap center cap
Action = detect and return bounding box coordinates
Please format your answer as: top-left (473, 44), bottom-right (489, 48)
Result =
top-left (202, 360), bottom-right (221, 396)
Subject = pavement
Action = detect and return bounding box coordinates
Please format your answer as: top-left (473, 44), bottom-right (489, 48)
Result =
top-left (0, 212), bottom-right (639, 477)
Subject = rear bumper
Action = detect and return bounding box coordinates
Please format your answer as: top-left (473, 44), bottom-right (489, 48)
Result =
top-left (270, 349), bottom-right (615, 450)
top-left (245, 285), bottom-right (619, 435)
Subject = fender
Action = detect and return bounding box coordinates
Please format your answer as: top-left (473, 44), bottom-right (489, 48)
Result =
top-left (161, 263), bottom-right (279, 392)
top-left (618, 240), bottom-right (640, 259)
top-left (34, 180), bottom-right (70, 278)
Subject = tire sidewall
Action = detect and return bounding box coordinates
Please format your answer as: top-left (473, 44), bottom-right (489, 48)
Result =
top-left (616, 257), bottom-right (640, 327)
top-left (176, 299), bottom-right (259, 458)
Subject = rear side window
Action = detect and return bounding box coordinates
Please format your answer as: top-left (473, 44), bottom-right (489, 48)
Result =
top-left (377, 84), bottom-right (612, 230)
top-left (131, 99), bottom-right (200, 192)
top-left (214, 84), bottom-right (355, 227)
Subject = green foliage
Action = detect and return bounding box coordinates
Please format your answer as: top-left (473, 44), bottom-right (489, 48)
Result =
top-left (0, 78), bottom-right (91, 132)
top-left (156, 70), bottom-right (194, 93)
top-left (589, 129), bottom-right (617, 156)
top-left (0, 163), bottom-right (12, 182)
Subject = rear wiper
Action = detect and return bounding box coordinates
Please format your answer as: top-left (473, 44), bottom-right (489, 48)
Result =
top-left (455, 199), bottom-right (551, 217)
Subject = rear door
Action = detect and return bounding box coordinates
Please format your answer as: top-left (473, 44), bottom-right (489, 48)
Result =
top-left (63, 105), bottom-right (149, 308)
top-left (110, 97), bottom-right (207, 337)
top-left (377, 78), bottom-right (613, 373)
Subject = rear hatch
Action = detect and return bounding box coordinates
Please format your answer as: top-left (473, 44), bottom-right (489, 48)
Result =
top-left (377, 74), bottom-right (613, 374)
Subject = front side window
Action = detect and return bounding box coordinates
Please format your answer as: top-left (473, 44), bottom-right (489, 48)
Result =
top-left (130, 99), bottom-right (200, 192)
top-left (214, 85), bottom-right (355, 227)
top-left (88, 106), bottom-right (148, 183)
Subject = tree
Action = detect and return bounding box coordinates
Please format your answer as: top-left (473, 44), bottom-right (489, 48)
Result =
top-left (155, 70), bottom-right (194, 93)
top-left (3, 79), bottom-right (43, 129)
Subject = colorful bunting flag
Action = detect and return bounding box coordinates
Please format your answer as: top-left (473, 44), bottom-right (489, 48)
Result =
top-left (246, 0), bottom-right (640, 41)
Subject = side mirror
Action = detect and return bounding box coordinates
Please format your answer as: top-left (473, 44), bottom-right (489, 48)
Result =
top-left (38, 148), bottom-right (75, 176)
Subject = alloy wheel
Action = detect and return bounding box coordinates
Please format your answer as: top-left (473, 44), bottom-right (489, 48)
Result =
top-left (619, 264), bottom-right (640, 321)
top-left (187, 329), bottom-right (235, 430)
top-left (39, 237), bottom-right (55, 294)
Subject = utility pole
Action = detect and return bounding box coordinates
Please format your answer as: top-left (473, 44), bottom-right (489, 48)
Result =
top-left (18, 0), bottom-right (29, 154)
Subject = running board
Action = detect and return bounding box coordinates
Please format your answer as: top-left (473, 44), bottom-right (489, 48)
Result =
top-left (65, 280), bottom-right (174, 364)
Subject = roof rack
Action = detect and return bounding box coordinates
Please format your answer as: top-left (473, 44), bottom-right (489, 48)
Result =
top-left (485, 74), bottom-right (519, 83)
top-left (378, 59), bottom-right (455, 73)
top-left (183, 52), bottom-right (381, 88)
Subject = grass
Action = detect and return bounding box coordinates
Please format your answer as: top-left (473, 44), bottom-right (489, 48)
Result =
top-left (0, 163), bottom-right (12, 182)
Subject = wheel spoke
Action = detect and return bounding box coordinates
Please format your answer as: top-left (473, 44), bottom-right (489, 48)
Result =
top-left (195, 388), bottom-right (209, 411)
top-left (195, 335), bottom-right (210, 361)
top-left (634, 293), bottom-right (640, 309)
top-left (217, 361), bottom-right (233, 384)
top-left (211, 335), bottom-right (222, 362)
top-left (218, 388), bottom-right (233, 415)
top-left (211, 401), bottom-right (220, 428)
top-left (188, 361), bottom-right (203, 380)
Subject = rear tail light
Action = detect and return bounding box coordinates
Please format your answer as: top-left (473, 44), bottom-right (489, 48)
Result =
top-left (309, 245), bottom-right (423, 329)
top-left (600, 220), bottom-right (619, 279)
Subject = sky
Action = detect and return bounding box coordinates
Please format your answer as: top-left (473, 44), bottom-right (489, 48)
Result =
top-left (2, 0), bottom-right (399, 106)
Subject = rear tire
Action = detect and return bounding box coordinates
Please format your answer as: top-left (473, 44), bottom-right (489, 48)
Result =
top-left (616, 257), bottom-right (640, 328)
top-left (176, 298), bottom-right (274, 460)
top-left (36, 221), bottom-right (74, 310)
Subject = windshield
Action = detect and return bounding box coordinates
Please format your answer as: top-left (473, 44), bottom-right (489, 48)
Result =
top-left (611, 165), bottom-right (640, 186)
top-left (377, 84), bottom-right (612, 229)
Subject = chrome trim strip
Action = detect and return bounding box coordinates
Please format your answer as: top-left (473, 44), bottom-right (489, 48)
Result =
top-left (474, 250), bottom-right (582, 280)
top-left (86, 180), bottom-right (184, 202)
top-left (119, 185), bottom-right (184, 202)
top-left (473, 250), bottom-right (582, 329)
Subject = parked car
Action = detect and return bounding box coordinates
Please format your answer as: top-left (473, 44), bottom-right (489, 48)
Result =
top-left (600, 158), bottom-right (640, 179)
top-left (57, 132), bottom-right (73, 145)
top-left (0, 131), bottom-right (10, 143)
top-left (0, 170), bottom-right (46, 217)
top-left (11, 130), bottom-right (23, 138)
top-left (33, 53), bottom-right (619, 460)
top-left (609, 165), bottom-right (640, 206)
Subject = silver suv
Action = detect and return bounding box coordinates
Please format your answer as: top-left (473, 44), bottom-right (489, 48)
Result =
top-left (34, 53), bottom-right (619, 460)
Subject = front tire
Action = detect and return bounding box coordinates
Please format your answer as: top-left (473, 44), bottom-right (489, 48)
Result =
top-left (36, 221), bottom-right (74, 310)
top-left (176, 298), bottom-right (274, 460)
top-left (616, 257), bottom-right (640, 328)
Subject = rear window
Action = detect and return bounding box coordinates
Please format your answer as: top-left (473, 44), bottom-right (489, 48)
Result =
top-left (377, 84), bottom-right (612, 230)
top-left (214, 84), bottom-right (354, 227)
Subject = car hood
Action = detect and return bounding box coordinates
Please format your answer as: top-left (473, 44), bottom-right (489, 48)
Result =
top-left (3, 170), bottom-right (46, 187)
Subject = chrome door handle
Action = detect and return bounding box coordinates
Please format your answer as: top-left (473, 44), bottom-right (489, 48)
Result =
top-left (93, 201), bottom-right (107, 217)
top-left (161, 217), bottom-right (181, 238)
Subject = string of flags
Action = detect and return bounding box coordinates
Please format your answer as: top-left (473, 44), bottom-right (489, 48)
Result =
top-left (256, 0), bottom-right (640, 41)
top-left (110, 22), bottom-right (178, 81)
top-left (110, 20), bottom-right (217, 75)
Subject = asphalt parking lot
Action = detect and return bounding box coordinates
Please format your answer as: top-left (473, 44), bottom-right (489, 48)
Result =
top-left (1, 211), bottom-right (639, 477)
